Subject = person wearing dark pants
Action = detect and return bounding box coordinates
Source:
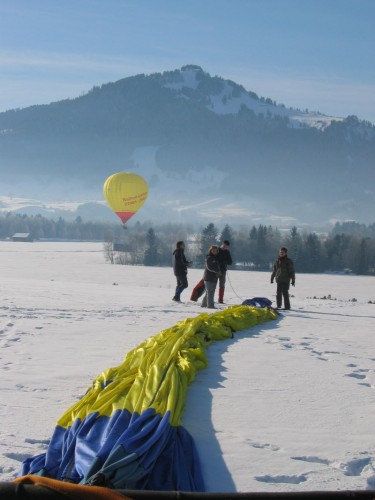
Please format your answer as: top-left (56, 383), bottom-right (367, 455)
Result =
top-left (201, 245), bottom-right (221, 309)
top-left (270, 247), bottom-right (295, 310)
top-left (276, 281), bottom-right (291, 310)
top-left (172, 241), bottom-right (192, 302)
top-left (217, 240), bottom-right (232, 304)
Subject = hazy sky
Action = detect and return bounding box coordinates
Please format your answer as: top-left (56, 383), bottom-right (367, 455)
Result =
top-left (1, 0), bottom-right (374, 123)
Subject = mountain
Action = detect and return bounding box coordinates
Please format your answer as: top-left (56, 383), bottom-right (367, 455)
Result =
top-left (0, 65), bottom-right (374, 227)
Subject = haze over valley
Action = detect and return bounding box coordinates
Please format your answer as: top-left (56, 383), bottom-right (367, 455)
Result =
top-left (1, 66), bottom-right (374, 230)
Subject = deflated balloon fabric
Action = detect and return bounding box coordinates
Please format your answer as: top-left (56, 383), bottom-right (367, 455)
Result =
top-left (20, 305), bottom-right (277, 491)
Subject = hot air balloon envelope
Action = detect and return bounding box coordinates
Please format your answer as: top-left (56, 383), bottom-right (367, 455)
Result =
top-left (103, 172), bottom-right (148, 224)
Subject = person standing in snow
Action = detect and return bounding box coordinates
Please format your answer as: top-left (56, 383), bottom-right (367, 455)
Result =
top-left (172, 241), bottom-right (192, 302)
top-left (217, 240), bottom-right (232, 303)
top-left (270, 247), bottom-right (295, 310)
top-left (201, 245), bottom-right (221, 309)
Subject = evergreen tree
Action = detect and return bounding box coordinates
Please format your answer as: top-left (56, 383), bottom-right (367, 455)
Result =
top-left (256, 225), bottom-right (269, 269)
top-left (350, 237), bottom-right (369, 275)
top-left (144, 228), bottom-right (159, 266)
top-left (300, 233), bottom-right (323, 273)
top-left (198, 223), bottom-right (218, 266)
top-left (249, 226), bottom-right (257, 241)
top-left (286, 226), bottom-right (303, 264)
top-left (266, 226), bottom-right (282, 265)
top-left (357, 238), bottom-right (369, 274)
top-left (248, 224), bottom-right (271, 270)
top-left (227, 228), bottom-right (246, 268)
top-left (220, 224), bottom-right (233, 245)
top-left (56, 217), bottom-right (67, 239)
top-left (325, 233), bottom-right (350, 271)
top-left (248, 226), bottom-right (257, 267)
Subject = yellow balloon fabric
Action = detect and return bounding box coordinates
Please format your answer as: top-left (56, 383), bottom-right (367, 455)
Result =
top-left (103, 172), bottom-right (148, 224)
top-left (57, 305), bottom-right (277, 429)
top-left (20, 305), bottom-right (278, 489)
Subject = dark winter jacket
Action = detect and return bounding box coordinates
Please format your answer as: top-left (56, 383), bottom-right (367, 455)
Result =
top-left (271, 256), bottom-right (295, 283)
top-left (217, 248), bottom-right (233, 272)
top-left (173, 248), bottom-right (189, 277)
top-left (203, 253), bottom-right (221, 283)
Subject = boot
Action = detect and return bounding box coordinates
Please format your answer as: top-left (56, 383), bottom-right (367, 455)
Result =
top-left (218, 287), bottom-right (225, 304)
top-left (173, 285), bottom-right (183, 302)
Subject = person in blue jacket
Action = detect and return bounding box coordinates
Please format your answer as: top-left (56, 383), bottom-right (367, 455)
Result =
top-left (172, 241), bottom-right (192, 302)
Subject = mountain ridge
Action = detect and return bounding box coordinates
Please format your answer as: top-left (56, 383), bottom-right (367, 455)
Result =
top-left (0, 65), bottom-right (374, 227)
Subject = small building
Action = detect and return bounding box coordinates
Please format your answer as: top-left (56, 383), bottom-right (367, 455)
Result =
top-left (12, 233), bottom-right (34, 242)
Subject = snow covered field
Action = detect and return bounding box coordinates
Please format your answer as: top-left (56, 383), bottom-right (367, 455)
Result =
top-left (1, 241), bottom-right (375, 492)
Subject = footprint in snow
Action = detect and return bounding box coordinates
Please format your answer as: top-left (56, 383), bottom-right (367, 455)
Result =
top-left (255, 474), bottom-right (307, 484)
top-left (292, 455), bottom-right (330, 465)
top-left (4, 452), bottom-right (30, 462)
top-left (341, 457), bottom-right (372, 476)
top-left (25, 438), bottom-right (50, 446)
top-left (246, 439), bottom-right (280, 451)
top-left (281, 343), bottom-right (293, 349)
top-left (345, 373), bottom-right (366, 380)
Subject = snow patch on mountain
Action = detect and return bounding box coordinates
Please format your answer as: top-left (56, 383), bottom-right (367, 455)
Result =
top-left (289, 113), bottom-right (344, 130)
top-left (163, 66), bottom-right (344, 130)
top-left (209, 87), bottom-right (344, 130)
top-left (163, 67), bottom-right (200, 92)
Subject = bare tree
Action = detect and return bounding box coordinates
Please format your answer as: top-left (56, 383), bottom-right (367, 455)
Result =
top-left (103, 241), bottom-right (115, 264)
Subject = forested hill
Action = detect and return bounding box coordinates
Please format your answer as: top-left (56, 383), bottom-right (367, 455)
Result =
top-left (0, 65), bottom-right (374, 225)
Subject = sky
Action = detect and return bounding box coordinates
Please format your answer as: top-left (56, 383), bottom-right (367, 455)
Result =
top-left (0, 0), bottom-right (374, 123)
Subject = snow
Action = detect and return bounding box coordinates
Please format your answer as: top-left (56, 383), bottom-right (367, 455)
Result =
top-left (207, 84), bottom-right (344, 130)
top-left (1, 241), bottom-right (375, 492)
top-left (162, 67), bottom-right (345, 130)
top-left (163, 68), bottom-right (200, 91)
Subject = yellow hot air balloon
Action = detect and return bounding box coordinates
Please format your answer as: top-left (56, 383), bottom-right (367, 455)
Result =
top-left (103, 172), bottom-right (148, 224)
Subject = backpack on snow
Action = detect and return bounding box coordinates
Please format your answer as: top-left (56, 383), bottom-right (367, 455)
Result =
top-left (242, 297), bottom-right (273, 308)
top-left (190, 279), bottom-right (205, 301)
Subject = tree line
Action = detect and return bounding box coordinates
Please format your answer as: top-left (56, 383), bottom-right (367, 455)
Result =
top-left (1, 212), bottom-right (375, 275)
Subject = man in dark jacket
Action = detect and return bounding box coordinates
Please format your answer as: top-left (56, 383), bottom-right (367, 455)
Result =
top-left (217, 240), bottom-right (232, 304)
top-left (270, 247), bottom-right (295, 310)
top-left (172, 241), bottom-right (192, 302)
